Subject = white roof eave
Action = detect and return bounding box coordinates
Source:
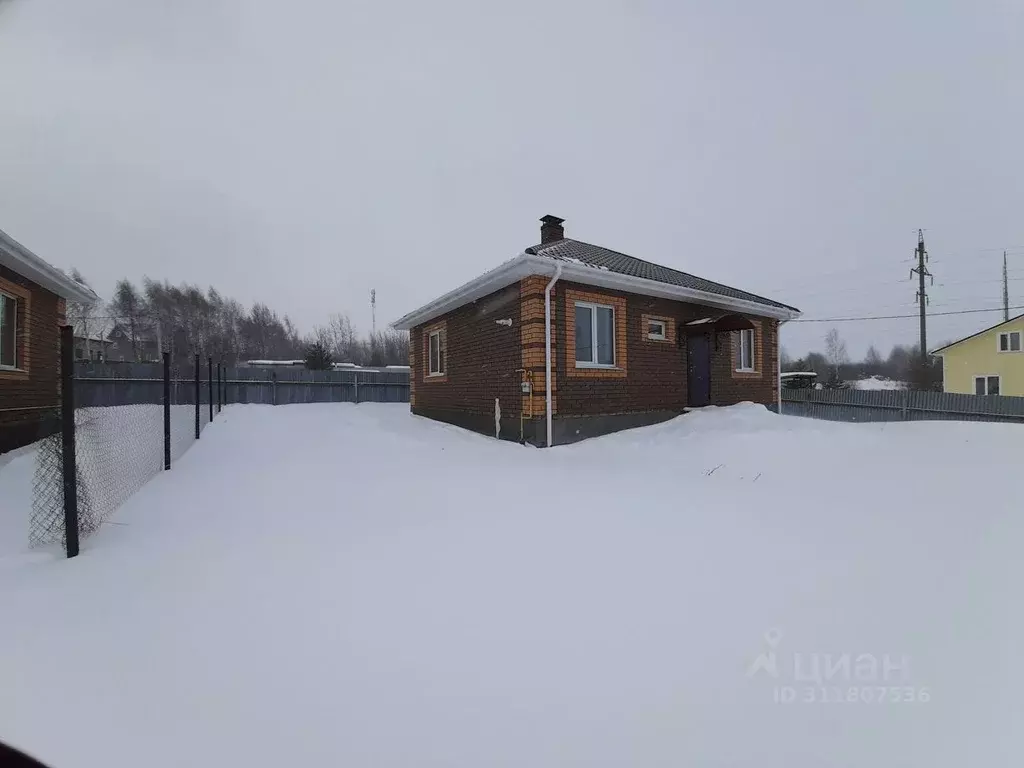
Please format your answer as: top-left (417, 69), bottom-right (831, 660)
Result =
top-left (391, 253), bottom-right (800, 330)
top-left (0, 229), bottom-right (99, 304)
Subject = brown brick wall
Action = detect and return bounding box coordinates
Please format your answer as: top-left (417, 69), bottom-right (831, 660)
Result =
top-left (0, 263), bottom-right (63, 451)
top-left (410, 283), bottom-right (522, 416)
top-left (520, 275), bottom-right (553, 417)
top-left (709, 317), bottom-right (779, 406)
top-left (552, 279), bottom-right (778, 416)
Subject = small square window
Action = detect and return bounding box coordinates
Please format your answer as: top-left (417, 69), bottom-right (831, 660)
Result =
top-left (647, 319), bottom-right (667, 340)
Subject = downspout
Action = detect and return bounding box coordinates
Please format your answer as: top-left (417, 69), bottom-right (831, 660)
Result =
top-left (777, 322), bottom-right (782, 415)
top-left (544, 264), bottom-right (563, 447)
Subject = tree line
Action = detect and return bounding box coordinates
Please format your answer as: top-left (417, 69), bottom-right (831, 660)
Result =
top-left (782, 327), bottom-right (943, 390)
top-left (66, 272), bottom-right (409, 368)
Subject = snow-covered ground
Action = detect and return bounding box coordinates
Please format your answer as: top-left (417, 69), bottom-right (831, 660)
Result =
top-left (852, 375), bottom-right (908, 390)
top-left (0, 403), bottom-right (1020, 767)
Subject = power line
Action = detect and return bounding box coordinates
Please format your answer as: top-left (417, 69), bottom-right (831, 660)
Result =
top-left (791, 305), bottom-right (1024, 323)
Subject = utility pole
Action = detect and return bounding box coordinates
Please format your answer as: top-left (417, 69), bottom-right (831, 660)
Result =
top-left (370, 289), bottom-right (376, 336)
top-left (910, 229), bottom-right (933, 363)
top-left (1003, 250), bottom-right (1010, 321)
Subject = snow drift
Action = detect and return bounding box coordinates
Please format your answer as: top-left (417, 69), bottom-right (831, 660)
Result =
top-left (0, 403), bottom-right (1020, 767)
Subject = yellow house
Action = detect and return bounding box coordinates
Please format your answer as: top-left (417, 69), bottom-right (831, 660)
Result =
top-left (932, 313), bottom-right (1024, 395)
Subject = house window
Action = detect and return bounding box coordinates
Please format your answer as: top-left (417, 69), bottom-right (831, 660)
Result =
top-left (428, 329), bottom-right (445, 375)
top-left (734, 328), bottom-right (755, 371)
top-left (998, 331), bottom-right (1021, 352)
top-left (647, 318), bottom-right (667, 340)
top-left (0, 291), bottom-right (18, 369)
top-left (975, 375), bottom-right (1000, 395)
top-left (575, 301), bottom-right (615, 366)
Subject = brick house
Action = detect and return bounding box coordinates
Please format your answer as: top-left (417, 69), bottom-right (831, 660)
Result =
top-left (1, 228), bottom-right (98, 454)
top-left (393, 216), bottom-right (800, 446)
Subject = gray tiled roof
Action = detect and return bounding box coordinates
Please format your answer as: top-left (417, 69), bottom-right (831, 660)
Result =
top-left (526, 239), bottom-right (798, 312)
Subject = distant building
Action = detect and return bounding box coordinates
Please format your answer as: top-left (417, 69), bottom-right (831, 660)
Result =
top-left (106, 323), bottom-right (160, 362)
top-left (932, 313), bottom-right (1024, 395)
top-left (73, 332), bottom-right (113, 362)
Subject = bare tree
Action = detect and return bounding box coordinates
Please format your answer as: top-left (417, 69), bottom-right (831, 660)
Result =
top-left (824, 328), bottom-right (849, 382)
top-left (66, 269), bottom-right (98, 358)
top-left (779, 346), bottom-right (793, 370)
top-left (372, 329), bottom-right (410, 366)
top-left (109, 279), bottom-right (148, 361)
top-left (317, 313), bottom-right (359, 362)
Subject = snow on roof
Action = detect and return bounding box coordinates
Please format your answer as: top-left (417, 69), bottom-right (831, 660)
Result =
top-left (245, 360), bottom-right (305, 366)
top-left (0, 227), bottom-right (99, 303)
top-left (780, 371), bottom-right (817, 377)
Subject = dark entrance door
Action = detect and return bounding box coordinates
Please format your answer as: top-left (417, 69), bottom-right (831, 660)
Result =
top-left (686, 332), bottom-right (711, 407)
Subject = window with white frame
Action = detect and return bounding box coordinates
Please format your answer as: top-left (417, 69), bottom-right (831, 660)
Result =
top-left (575, 301), bottom-right (615, 366)
top-left (974, 375), bottom-right (1000, 395)
top-left (998, 331), bottom-right (1021, 352)
top-left (647, 318), bottom-right (667, 340)
top-left (428, 329), bottom-right (445, 375)
top-left (734, 328), bottom-right (755, 371)
top-left (0, 291), bottom-right (17, 369)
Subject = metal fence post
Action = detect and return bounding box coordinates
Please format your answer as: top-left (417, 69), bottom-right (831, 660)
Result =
top-left (272, 371), bottom-right (278, 406)
top-left (217, 362), bottom-right (223, 413)
top-left (354, 373), bottom-right (359, 404)
top-left (163, 352), bottom-right (171, 470)
top-left (60, 325), bottom-right (80, 558)
top-left (194, 354), bottom-right (201, 439)
top-left (208, 356), bottom-right (214, 422)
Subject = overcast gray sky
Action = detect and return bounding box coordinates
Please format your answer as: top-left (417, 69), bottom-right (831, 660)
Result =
top-left (2, 0), bottom-right (1023, 358)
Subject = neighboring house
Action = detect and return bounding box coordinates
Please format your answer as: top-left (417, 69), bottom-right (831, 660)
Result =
top-left (73, 331), bottom-right (113, 362)
top-left (392, 215), bottom-right (801, 446)
top-left (105, 323), bottom-right (160, 362)
top-left (1, 228), bottom-right (98, 454)
top-left (932, 313), bottom-right (1024, 396)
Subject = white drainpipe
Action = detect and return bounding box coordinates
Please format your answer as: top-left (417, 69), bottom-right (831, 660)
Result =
top-left (544, 264), bottom-right (563, 447)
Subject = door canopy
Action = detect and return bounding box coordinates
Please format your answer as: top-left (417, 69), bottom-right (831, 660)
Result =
top-left (683, 313), bottom-right (754, 334)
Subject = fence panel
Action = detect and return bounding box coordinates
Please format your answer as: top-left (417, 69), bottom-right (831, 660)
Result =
top-left (31, 357), bottom-right (221, 553)
top-left (75, 363), bottom-right (410, 406)
top-left (781, 387), bottom-right (1024, 424)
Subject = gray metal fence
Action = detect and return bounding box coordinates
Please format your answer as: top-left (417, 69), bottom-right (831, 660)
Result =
top-left (73, 363), bottom-right (410, 407)
top-left (781, 387), bottom-right (1024, 424)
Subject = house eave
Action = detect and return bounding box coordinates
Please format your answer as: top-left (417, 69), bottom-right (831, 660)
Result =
top-left (392, 254), bottom-right (800, 330)
top-left (391, 253), bottom-right (537, 330)
top-left (0, 229), bottom-right (99, 303)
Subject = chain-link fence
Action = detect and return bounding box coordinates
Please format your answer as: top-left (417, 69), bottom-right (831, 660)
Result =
top-left (30, 342), bottom-right (224, 555)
